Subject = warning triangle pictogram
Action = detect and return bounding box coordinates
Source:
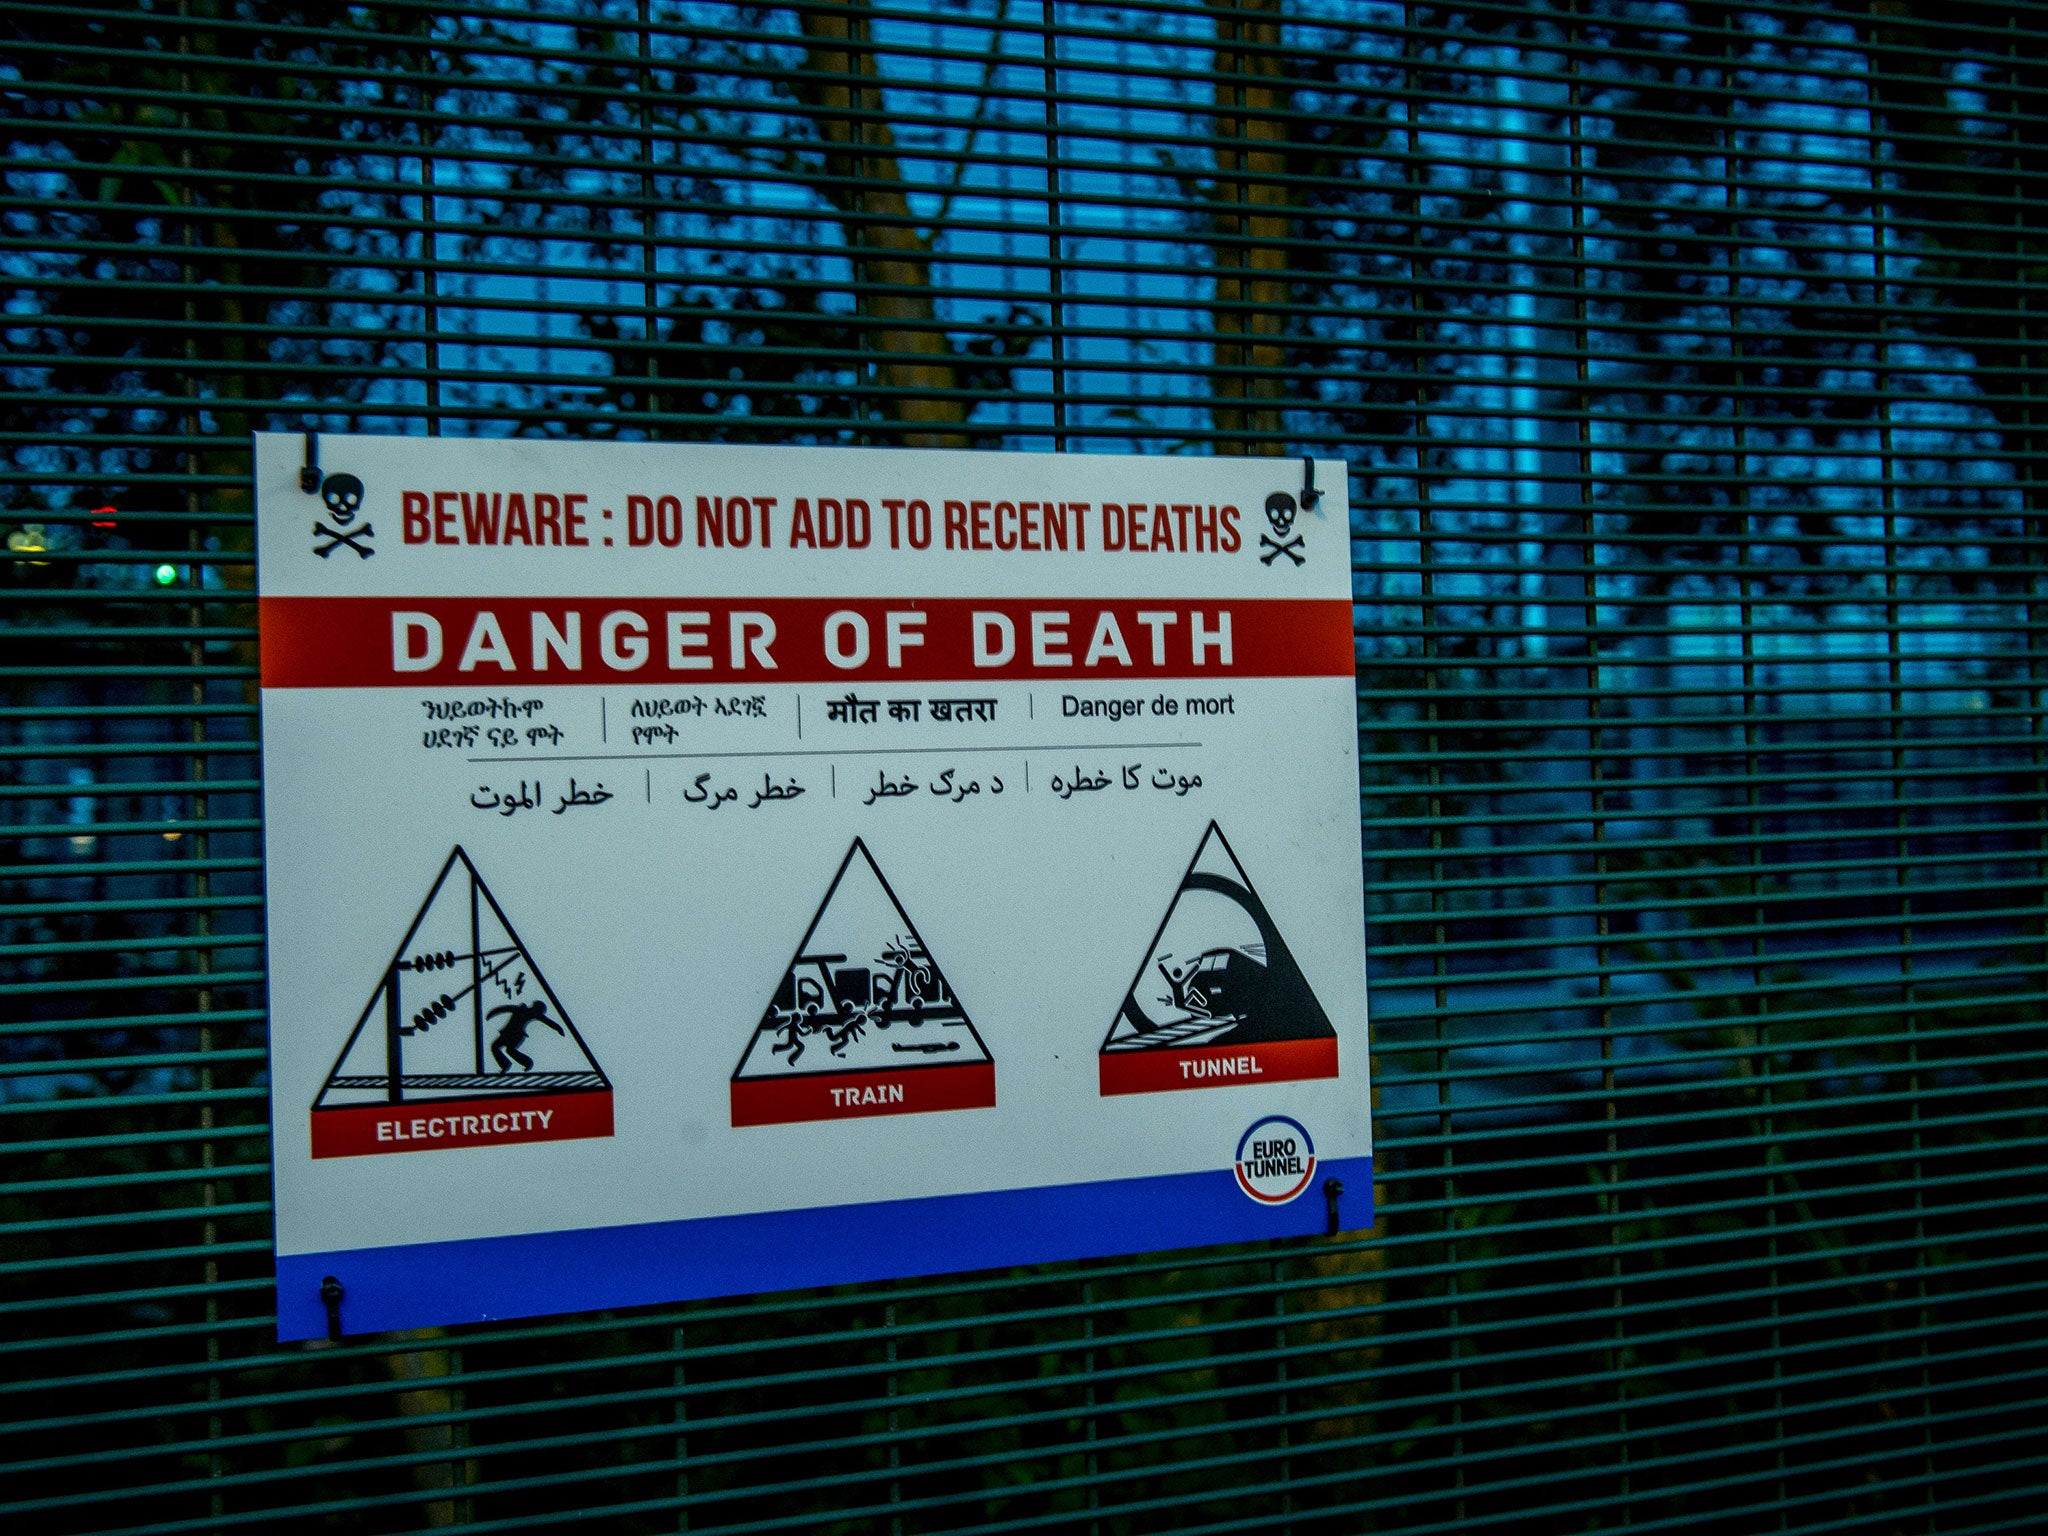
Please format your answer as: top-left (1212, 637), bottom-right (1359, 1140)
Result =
top-left (310, 846), bottom-right (613, 1157)
top-left (1099, 821), bottom-right (1338, 1096)
top-left (732, 838), bottom-right (995, 1126)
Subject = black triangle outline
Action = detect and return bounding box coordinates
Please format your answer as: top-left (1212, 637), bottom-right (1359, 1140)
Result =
top-left (311, 844), bottom-right (610, 1111)
top-left (1098, 820), bottom-right (1336, 1053)
top-left (730, 836), bottom-right (992, 1083)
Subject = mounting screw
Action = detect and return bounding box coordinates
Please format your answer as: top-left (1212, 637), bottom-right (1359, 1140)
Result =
top-left (1323, 1176), bottom-right (1344, 1237)
top-left (320, 1275), bottom-right (345, 1342)
top-left (299, 431), bottom-right (322, 495)
top-left (1299, 455), bottom-right (1320, 512)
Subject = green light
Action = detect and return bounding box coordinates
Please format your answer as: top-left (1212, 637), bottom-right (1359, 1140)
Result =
top-left (153, 564), bottom-right (178, 586)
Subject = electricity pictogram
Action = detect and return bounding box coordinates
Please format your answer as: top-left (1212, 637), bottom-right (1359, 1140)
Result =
top-left (310, 846), bottom-right (613, 1157)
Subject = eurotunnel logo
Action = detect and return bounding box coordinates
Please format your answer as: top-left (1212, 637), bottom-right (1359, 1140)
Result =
top-left (1234, 1115), bottom-right (1316, 1205)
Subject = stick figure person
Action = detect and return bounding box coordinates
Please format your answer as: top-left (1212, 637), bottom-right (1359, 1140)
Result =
top-left (487, 1000), bottom-right (563, 1072)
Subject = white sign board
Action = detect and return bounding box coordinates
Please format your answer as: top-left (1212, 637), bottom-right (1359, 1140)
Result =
top-left (257, 433), bottom-right (1371, 1340)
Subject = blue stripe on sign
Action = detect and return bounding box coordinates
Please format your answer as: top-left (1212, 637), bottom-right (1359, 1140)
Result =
top-left (275, 1156), bottom-right (1375, 1341)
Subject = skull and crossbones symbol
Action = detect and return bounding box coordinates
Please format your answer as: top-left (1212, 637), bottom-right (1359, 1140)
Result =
top-left (311, 472), bottom-right (374, 559)
top-left (1259, 491), bottom-right (1305, 567)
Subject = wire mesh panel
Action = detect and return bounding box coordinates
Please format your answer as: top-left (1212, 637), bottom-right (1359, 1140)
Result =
top-left (4, 0), bottom-right (2046, 1530)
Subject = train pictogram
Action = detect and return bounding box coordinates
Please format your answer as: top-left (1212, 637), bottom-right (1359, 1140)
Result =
top-left (732, 839), bottom-right (994, 1126)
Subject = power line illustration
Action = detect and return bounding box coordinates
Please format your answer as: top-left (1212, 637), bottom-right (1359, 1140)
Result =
top-left (1100, 821), bottom-right (1338, 1095)
top-left (311, 846), bottom-right (614, 1157)
top-left (732, 838), bottom-right (995, 1126)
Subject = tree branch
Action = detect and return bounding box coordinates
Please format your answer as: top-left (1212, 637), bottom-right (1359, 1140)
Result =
top-left (1207, 0), bottom-right (1293, 454)
top-left (791, 0), bottom-right (968, 447)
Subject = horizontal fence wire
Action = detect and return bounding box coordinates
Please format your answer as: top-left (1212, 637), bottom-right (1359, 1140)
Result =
top-left (4, 0), bottom-right (2047, 1531)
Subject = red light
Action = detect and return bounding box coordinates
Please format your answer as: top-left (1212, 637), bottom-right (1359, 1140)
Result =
top-left (91, 505), bottom-right (117, 528)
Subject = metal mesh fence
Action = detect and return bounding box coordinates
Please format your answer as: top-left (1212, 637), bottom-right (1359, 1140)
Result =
top-left (4, 1), bottom-right (2046, 1530)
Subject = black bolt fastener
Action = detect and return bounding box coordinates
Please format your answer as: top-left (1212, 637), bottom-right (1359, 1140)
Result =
top-left (319, 1275), bottom-right (345, 1342)
top-left (1323, 1176), bottom-right (1344, 1237)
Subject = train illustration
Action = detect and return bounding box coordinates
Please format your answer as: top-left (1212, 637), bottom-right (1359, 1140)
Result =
top-left (768, 938), bottom-right (958, 1063)
top-left (1151, 944), bottom-right (1271, 1026)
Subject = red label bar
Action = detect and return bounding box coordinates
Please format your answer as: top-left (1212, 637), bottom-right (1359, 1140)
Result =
top-left (310, 1091), bottom-right (614, 1158)
top-left (1098, 1038), bottom-right (1339, 1097)
top-left (259, 596), bottom-right (1355, 687)
top-left (731, 1062), bottom-right (996, 1127)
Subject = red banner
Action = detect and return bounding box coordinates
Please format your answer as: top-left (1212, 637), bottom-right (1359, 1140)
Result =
top-left (730, 1062), bottom-right (997, 1127)
top-left (310, 1091), bottom-right (614, 1158)
top-left (1098, 1038), bottom-right (1339, 1097)
top-left (259, 596), bottom-right (1355, 687)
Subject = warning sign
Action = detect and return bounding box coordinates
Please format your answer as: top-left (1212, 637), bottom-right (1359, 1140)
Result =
top-left (731, 839), bottom-right (994, 1126)
top-left (1099, 822), bottom-right (1339, 1096)
top-left (258, 433), bottom-right (1372, 1342)
top-left (311, 846), bottom-right (614, 1157)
